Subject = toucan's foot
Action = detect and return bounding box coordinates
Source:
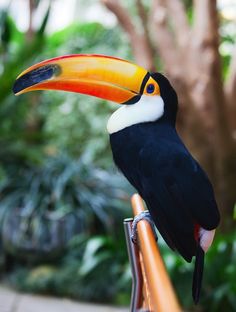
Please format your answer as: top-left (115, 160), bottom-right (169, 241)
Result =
top-left (131, 210), bottom-right (157, 244)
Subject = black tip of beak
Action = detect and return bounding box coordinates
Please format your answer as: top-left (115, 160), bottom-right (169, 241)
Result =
top-left (123, 95), bottom-right (141, 105)
top-left (12, 64), bottom-right (61, 95)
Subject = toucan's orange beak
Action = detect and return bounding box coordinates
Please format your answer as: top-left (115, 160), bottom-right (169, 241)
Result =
top-left (13, 54), bottom-right (150, 104)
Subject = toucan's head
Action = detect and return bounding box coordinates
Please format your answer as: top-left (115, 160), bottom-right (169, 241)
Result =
top-left (13, 54), bottom-right (178, 133)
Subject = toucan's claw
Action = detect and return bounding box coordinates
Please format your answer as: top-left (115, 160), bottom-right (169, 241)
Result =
top-left (131, 210), bottom-right (157, 244)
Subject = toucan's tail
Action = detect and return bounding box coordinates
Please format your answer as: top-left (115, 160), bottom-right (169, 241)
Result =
top-left (192, 244), bottom-right (205, 304)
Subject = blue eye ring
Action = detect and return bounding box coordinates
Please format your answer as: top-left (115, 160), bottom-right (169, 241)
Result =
top-left (146, 83), bottom-right (155, 94)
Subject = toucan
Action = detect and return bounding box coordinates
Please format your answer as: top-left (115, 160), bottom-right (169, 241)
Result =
top-left (13, 54), bottom-right (220, 303)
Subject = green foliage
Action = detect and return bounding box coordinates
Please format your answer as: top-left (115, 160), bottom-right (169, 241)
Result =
top-left (8, 229), bottom-right (236, 309)
top-left (48, 22), bottom-right (130, 56)
top-left (9, 234), bottom-right (131, 304)
top-left (201, 232), bottom-right (236, 311)
top-left (0, 6), bottom-right (132, 305)
top-left (220, 21), bottom-right (236, 79)
top-left (43, 94), bottom-right (114, 168)
top-left (0, 7), bottom-right (51, 168)
top-left (160, 230), bottom-right (236, 311)
top-left (0, 153), bottom-right (131, 261)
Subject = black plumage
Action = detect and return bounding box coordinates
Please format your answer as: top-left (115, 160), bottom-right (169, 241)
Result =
top-left (109, 73), bottom-right (220, 302)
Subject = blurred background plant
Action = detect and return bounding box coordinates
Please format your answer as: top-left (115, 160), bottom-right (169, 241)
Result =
top-left (0, 0), bottom-right (235, 311)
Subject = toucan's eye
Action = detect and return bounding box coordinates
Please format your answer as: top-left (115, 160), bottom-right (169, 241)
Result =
top-left (146, 83), bottom-right (155, 94)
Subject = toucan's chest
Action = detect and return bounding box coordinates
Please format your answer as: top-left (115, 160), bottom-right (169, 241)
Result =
top-left (109, 122), bottom-right (180, 171)
top-left (110, 124), bottom-right (145, 169)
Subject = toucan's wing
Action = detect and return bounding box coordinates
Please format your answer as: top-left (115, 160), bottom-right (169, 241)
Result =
top-left (138, 139), bottom-right (220, 261)
top-left (174, 159), bottom-right (220, 230)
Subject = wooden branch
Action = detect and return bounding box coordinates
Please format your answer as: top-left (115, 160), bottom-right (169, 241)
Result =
top-left (135, 0), bottom-right (156, 69)
top-left (193, 0), bottom-right (219, 49)
top-left (151, 0), bottom-right (180, 76)
top-left (101, 0), bottom-right (155, 70)
top-left (188, 0), bottom-right (220, 89)
top-left (27, 0), bottom-right (35, 41)
top-left (165, 0), bottom-right (190, 49)
top-left (102, 0), bottom-right (135, 38)
top-left (190, 0), bottom-right (225, 115)
top-left (136, 0), bottom-right (148, 31)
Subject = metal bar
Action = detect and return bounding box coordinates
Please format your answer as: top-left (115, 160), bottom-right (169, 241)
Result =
top-left (124, 218), bottom-right (143, 311)
top-left (131, 194), bottom-right (182, 312)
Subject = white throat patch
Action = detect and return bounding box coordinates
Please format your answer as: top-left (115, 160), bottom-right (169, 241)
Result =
top-left (107, 95), bottom-right (164, 134)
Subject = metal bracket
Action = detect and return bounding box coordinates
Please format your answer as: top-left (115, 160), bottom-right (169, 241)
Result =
top-left (124, 218), bottom-right (149, 312)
